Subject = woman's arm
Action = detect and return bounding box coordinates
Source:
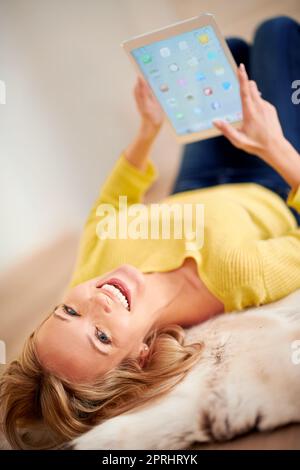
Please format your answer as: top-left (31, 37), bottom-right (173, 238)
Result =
top-left (259, 137), bottom-right (300, 192)
top-left (214, 67), bottom-right (300, 307)
top-left (97, 76), bottom-right (164, 208)
top-left (124, 125), bottom-right (159, 172)
top-left (213, 63), bottom-right (300, 191)
top-left (85, 76), bottom-right (164, 211)
top-left (123, 76), bottom-right (164, 171)
top-left (68, 77), bottom-right (164, 287)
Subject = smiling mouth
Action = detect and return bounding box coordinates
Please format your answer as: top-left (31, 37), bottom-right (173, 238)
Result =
top-left (97, 278), bottom-right (131, 311)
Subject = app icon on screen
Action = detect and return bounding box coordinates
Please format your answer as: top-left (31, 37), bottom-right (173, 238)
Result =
top-left (169, 63), bottom-right (179, 72)
top-left (213, 65), bottom-right (225, 75)
top-left (207, 50), bottom-right (217, 60)
top-left (203, 87), bottom-right (213, 96)
top-left (175, 112), bottom-right (184, 119)
top-left (159, 83), bottom-right (169, 92)
top-left (222, 81), bottom-right (232, 90)
top-left (198, 34), bottom-right (209, 44)
top-left (193, 107), bottom-right (202, 115)
top-left (211, 101), bottom-right (221, 110)
top-left (185, 93), bottom-right (195, 101)
top-left (167, 97), bottom-right (177, 106)
top-left (187, 57), bottom-right (199, 67)
top-left (178, 41), bottom-right (188, 50)
top-left (149, 68), bottom-right (160, 77)
top-left (160, 47), bottom-right (171, 57)
top-left (178, 78), bottom-right (188, 86)
top-left (195, 71), bottom-right (206, 81)
top-left (141, 54), bottom-right (152, 64)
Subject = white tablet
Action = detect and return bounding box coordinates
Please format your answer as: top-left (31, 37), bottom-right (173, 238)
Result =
top-left (121, 13), bottom-right (243, 144)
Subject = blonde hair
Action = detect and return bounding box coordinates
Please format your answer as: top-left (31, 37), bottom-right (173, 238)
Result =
top-left (0, 320), bottom-right (203, 449)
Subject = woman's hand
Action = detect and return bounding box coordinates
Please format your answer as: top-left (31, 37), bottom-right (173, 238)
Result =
top-left (213, 63), bottom-right (285, 162)
top-left (214, 63), bottom-right (300, 189)
top-left (134, 75), bottom-right (164, 138)
top-left (123, 77), bottom-right (164, 171)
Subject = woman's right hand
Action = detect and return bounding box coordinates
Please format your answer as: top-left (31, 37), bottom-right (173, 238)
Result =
top-left (213, 63), bottom-right (285, 163)
top-left (134, 75), bottom-right (164, 138)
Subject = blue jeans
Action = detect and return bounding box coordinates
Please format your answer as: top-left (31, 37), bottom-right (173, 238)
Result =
top-left (171, 16), bottom-right (300, 224)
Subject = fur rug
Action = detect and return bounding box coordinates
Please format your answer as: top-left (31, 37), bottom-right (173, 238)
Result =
top-left (70, 290), bottom-right (300, 450)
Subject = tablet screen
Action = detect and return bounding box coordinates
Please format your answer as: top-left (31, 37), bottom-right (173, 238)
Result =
top-left (131, 25), bottom-right (242, 135)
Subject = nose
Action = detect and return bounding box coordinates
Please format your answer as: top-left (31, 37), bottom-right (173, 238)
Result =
top-left (94, 290), bottom-right (113, 313)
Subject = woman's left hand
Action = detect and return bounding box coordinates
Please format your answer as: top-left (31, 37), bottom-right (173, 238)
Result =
top-left (134, 76), bottom-right (164, 137)
top-left (213, 63), bottom-right (300, 189)
top-left (213, 63), bottom-right (285, 164)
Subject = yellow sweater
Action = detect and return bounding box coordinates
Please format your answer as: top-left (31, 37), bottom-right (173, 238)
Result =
top-left (69, 153), bottom-right (300, 312)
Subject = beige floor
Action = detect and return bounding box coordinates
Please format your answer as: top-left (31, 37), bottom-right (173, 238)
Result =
top-left (1, 0), bottom-right (300, 450)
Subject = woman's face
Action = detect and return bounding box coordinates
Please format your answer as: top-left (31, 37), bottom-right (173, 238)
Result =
top-left (36, 265), bottom-right (158, 383)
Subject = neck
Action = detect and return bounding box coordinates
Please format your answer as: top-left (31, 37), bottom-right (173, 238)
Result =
top-left (145, 257), bottom-right (224, 331)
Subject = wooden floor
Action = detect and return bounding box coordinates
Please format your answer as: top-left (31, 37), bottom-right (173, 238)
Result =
top-left (1, 0), bottom-right (300, 449)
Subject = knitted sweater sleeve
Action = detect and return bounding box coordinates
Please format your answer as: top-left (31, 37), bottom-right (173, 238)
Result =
top-left (253, 186), bottom-right (300, 306)
top-left (68, 152), bottom-right (157, 288)
top-left (221, 186), bottom-right (300, 312)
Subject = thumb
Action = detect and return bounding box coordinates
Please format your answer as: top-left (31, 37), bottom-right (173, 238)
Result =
top-left (213, 119), bottom-right (245, 148)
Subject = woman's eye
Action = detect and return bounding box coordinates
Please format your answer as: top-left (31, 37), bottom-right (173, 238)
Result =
top-left (95, 328), bottom-right (111, 345)
top-left (62, 305), bottom-right (78, 316)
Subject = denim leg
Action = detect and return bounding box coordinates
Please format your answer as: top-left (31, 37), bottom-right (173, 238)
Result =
top-left (251, 16), bottom-right (300, 152)
top-left (250, 16), bottom-right (300, 224)
top-left (171, 38), bottom-right (251, 194)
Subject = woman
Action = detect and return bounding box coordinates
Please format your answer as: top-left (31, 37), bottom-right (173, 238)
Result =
top-left (1, 16), bottom-right (300, 449)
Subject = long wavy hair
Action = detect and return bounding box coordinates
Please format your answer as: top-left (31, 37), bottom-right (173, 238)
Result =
top-left (0, 313), bottom-right (203, 449)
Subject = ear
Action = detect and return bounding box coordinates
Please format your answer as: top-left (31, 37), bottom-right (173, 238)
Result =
top-left (138, 343), bottom-right (149, 368)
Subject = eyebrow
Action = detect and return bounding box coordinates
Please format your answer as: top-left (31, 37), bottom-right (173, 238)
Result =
top-left (53, 310), bottom-right (109, 356)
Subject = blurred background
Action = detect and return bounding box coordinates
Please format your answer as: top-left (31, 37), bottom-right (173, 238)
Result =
top-left (1, 0), bottom-right (300, 363)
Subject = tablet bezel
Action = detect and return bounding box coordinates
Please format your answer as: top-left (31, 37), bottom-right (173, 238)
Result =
top-left (121, 13), bottom-right (242, 144)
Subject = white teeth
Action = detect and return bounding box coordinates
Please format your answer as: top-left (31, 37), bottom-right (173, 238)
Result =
top-left (101, 283), bottom-right (129, 310)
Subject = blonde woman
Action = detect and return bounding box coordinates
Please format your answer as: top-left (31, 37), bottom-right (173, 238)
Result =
top-left (1, 17), bottom-right (300, 449)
